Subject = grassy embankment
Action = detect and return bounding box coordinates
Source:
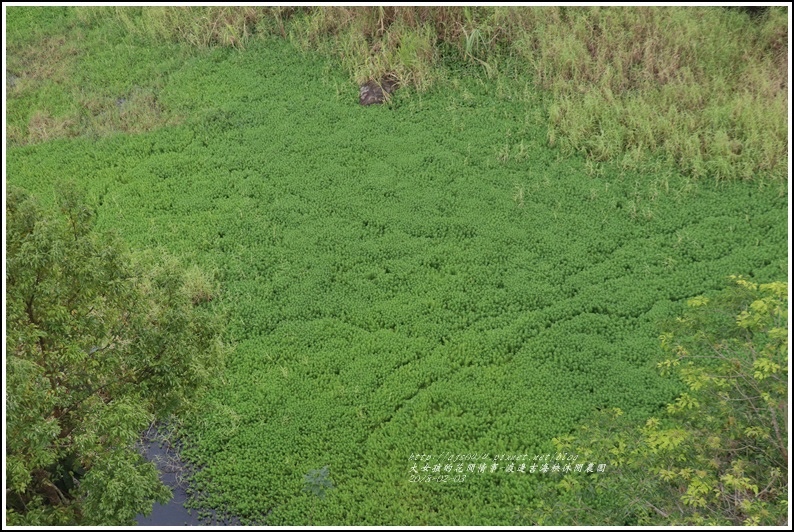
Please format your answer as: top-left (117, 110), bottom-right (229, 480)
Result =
top-left (8, 6), bottom-right (789, 182)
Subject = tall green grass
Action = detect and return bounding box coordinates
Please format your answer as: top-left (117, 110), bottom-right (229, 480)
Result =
top-left (523, 7), bottom-right (788, 182)
top-left (75, 6), bottom-right (266, 49)
top-left (75, 5), bottom-right (787, 183)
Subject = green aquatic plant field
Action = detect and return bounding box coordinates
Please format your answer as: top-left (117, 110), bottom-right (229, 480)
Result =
top-left (6, 16), bottom-right (788, 526)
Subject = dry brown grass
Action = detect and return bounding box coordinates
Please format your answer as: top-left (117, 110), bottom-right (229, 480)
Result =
top-left (505, 6), bottom-right (788, 181)
top-left (105, 6), bottom-right (270, 49)
top-left (6, 18), bottom-right (182, 145)
top-left (9, 6), bottom-right (787, 180)
top-left (26, 111), bottom-right (76, 144)
top-left (6, 33), bottom-right (81, 85)
top-left (77, 88), bottom-right (179, 139)
top-left (6, 34), bottom-right (82, 144)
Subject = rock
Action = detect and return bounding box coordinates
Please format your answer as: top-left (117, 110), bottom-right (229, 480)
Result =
top-left (359, 74), bottom-right (399, 106)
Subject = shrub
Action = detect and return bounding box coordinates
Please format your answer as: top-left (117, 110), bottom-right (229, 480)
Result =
top-left (519, 276), bottom-right (788, 526)
top-left (5, 185), bottom-right (226, 525)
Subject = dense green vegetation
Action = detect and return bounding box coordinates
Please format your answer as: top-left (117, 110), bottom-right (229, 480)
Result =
top-left (518, 277), bottom-right (788, 526)
top-left (5, 6), bottom-right (788, 526)
top-left (5, 187), bottom-right (225, 525)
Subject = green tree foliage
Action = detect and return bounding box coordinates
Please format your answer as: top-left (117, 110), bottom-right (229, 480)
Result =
top-left (5, 186), bottom-right (226, 525)
top-left (519, 276), bottom-right (788, 526)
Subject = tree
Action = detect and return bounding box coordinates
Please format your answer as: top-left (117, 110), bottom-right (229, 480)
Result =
top-left (5, 186), bottom-right (226, 525)
top-left (517, 276), bottom-right (788, 526)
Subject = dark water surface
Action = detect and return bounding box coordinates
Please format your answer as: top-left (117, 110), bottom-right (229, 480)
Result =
top-left (135, 436), bottom-right (203, 526)
top-left (135, 427), bottom-right (237, 526)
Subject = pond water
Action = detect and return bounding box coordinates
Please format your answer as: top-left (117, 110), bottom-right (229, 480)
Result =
top-left (135, 434), bottom-right (202, 526)
top-left (135, 427), bottom-right (237, 527)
